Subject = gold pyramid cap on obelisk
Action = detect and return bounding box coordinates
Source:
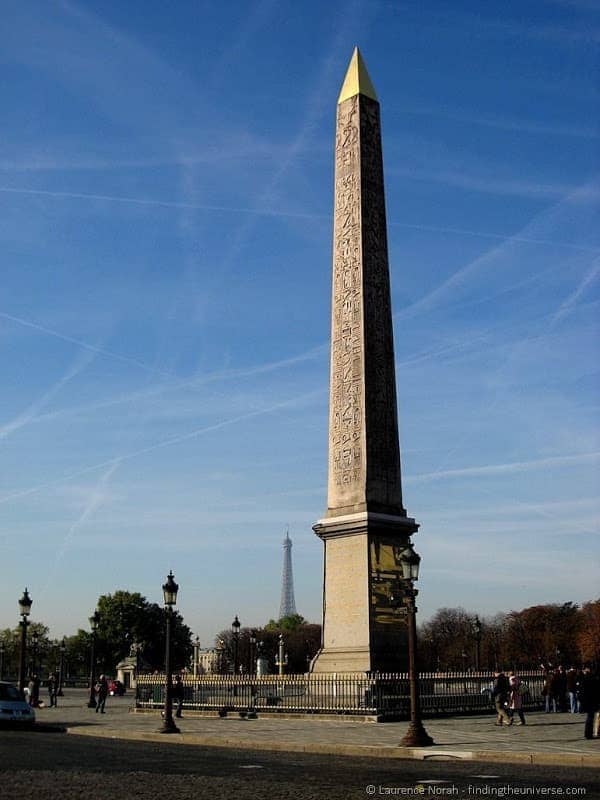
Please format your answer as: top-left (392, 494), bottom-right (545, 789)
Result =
top-left (337, 46), bottom-right (378, 104)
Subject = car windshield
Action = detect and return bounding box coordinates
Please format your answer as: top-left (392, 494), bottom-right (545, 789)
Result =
top-left (0, 684), bottom-right (24, 701)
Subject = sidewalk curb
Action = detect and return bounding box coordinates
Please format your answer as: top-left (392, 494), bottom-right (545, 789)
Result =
top-left (66, 726), bottom-right (600, 769)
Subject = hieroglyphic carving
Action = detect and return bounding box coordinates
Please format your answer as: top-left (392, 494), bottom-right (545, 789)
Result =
top-left (360, 97), bottom-right (403, 512)
top-left (327, 92), bottom-right (404, 515)
top-left (329, 95), bottom-right (363, 506)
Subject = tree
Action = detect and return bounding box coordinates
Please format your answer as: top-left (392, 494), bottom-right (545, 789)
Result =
top-left (215, 617), bottom-right (321, 675)
top-left (419, 607), bottom-right (479, 671)
top-left (577, 599), bottom-right (600, 667)
top-left (64, 630), bottom-right (92, 678)
top-left (0, 622), bottom-right (52, 678)
top-left (264, 614), bottom-right (308, 632)
top-left (93, 590), bottom-right (192, 674)
top-left (503, 603), bottom-right (581, 668)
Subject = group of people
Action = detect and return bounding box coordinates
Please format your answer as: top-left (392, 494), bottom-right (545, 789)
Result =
top-left (492, 671), bottom-right (527, 726)
top-left (492, 666), bottom-right (600, 739)
top-left (542, 664), bottom-right (586, 714)
top-left (25, 672), bottom-right (60, 708)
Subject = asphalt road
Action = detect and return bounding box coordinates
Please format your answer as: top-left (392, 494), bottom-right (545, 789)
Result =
top-left (1, 729), bottom-right (598, 800)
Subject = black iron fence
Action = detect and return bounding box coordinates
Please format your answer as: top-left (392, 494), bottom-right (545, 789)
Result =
top-left (135, 670), bottom-right (545, 719)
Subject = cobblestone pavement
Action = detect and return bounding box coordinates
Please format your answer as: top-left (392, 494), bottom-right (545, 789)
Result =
top-left (2, 726), bottom-right (599, 800)
top-left (29, 689), bottom-right (600, 767)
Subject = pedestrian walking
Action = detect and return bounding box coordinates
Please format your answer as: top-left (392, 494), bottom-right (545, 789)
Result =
top-left (579, 666), bottom-right (600, 740)
top-left (550, 669), bottom-right (563, 713)
top-left (492, 671), bottom-right (512, 726)
top-left (47, 672), bottom-right (58, 707)
top-left (566, 667), bottom-right (580, 713)
top-left (172, 674), bottom-right (184, 718)
top-left (95, 675), bottom-right (108, 713)
top-left (28, 674), bottom-right (40, 707)
top-left (508, 672), bottom-right (526, 725)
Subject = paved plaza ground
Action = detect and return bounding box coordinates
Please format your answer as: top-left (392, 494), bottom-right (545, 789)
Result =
top-left (31, 688), bottom-right (600, 768)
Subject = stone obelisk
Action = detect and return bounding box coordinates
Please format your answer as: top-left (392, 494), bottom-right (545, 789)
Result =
top-left (312, 48), bottom-right (418, 674)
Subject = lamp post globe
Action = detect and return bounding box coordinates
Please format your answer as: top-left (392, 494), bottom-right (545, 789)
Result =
top-left (87, 610), bottom-right (100, 708)
top-left (162, 570), bottom-right (179, 607)
top-left (159, 571), bottom-right (180, 734)
top-left (19, 588), bottom-right (33, 618)
top-left (397, 543), bottom-right (434, 748)
top-left (17, 588), bottom-right (32, 693)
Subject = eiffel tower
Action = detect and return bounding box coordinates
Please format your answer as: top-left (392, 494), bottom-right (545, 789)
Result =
top-left (279, 529), bottom-right (297, 619)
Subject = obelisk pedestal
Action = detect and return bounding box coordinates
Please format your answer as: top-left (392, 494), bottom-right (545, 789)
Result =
top-left (312, 48), bottom-right (418, 674)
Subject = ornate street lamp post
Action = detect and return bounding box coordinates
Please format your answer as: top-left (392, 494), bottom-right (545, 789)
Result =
top-left (248, 630), bottom-right (257, 676)
top-left (275, 634), bottom-right (288, 676)
top-left (394, 543), bottom-right (434, 748)
top-left (192, 636), bottom-right (200, 678)
top-left (472, 616), bottom-right (482, 671)
top-left (87, 611), bottom-right (100, 708)
top-left (17, 588), bottom-right (32, 692)
top-left (160, 570), bottom-right (180, 734)
top-left (31, 630), bottom-right (39, 677)
top-left (231, 616), bottom-right (240, 675)
top-left (58, 638), bottom-right (66, 696)
top-left (216, 638), bottom-right (225, 675)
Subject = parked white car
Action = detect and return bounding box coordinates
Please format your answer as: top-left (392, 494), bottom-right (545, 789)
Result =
top-left (0, 681), bottom-right (35, 726)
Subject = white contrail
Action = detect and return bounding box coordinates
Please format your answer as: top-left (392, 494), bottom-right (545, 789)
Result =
top-left (0, 346), bottom-right (97, 440)
top-left (389, 220), bottom-right (600, 254)
top-left (0, 310), bottom-right (172, 377)
top-left (552, 257), bottom-right (600, 324)
top-left (15, 343), bottom-right (328, 428)
top-left (0, 388), bottom-right (323, 505)
top-left (407, 451), bottom-right (600, 482)
top-left (39, 461), bottom-right (120, 598)
top-left (0, 186), bottom-right (324, 220)
top-left (394, 182), bottom-right (599, 320)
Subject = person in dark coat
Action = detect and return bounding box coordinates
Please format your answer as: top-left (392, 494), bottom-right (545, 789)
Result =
top-left (580, 667), bottom-right (600, 740)
top-left (492, 671), bottom-right (512, 726)
top-left (95, 675), bottom-right (108, 713)
top-left (172, 674), bottom-right (184, 718)
top-left (47, 672), bottom-right (58, 707)
top-left (548, 669), bottom-right (562, 713)
top-left (28, 674), bottom-right (40, 707)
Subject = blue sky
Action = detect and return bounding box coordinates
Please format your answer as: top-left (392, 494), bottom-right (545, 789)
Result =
top-left (1, 0), bottom-right (598, 645)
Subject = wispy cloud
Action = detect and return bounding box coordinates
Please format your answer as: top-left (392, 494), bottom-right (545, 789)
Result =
top-left (12, 344), bottom-right (327, 430)
top-left (395, 182), bottom-right (600, 320)
top-left (214, 0), bottom-right (373, 275)
top-left (397, 103), bottom-right (598, 139)
top-left (0, 388), bottom-right (322, 506)
top-left (391, 164), bottom-right (582, 200)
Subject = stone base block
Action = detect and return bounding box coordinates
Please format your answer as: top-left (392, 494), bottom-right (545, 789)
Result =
top-left (310, 647), bottom-right (373, 674)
